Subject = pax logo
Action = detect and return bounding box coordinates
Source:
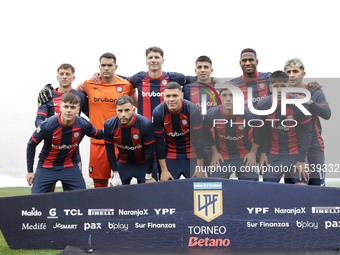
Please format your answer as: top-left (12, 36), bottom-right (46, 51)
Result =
top-left (154, 208), bottom-right (176, 215)
top-left (247, 207), bottom-right (269, 214)
top-left (84, 222), bottom-right (102, 231)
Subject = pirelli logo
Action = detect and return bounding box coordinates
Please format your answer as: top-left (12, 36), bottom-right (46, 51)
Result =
top-left (194, 182), bottom-right (223, 222)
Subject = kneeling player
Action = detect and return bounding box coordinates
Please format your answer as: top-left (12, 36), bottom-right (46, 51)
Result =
top-left (26, 93), bottom-right (103, 194)
top-left (152, 82), bottom-right (205, 181)
top-left (104, 95), bottom-right (156, 185)
top-left (203, 83), bottom-right (260, 180)
top-left (249, 71), bottom-right (312, 184)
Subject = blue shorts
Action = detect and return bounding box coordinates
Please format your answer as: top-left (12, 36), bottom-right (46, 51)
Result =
top-left (209, 158), bottom-right (258, 181)
top-left (307, 149), bottom-right (325, 186)
top-left (117, 161), bottom-right (151, 185)
top-left (263, 154), bottom-right (308, 184)
top-left (165, 158), bottom-right (197, 179)
top-left (31, 165), bottom-right (86, 194)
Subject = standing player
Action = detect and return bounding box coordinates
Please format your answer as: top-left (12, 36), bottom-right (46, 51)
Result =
top-left (152, 82), bottom-right (205, 181)
top-left (183, 55), bottom-right (220, 173)
top-left (77, 53), bottom-right (137, 188)
top-left (284, 58), bottom-right (331, 186)
top-left (37, 53), bottom-right (137, 188)
top-left (203, 82), bottom-right (260, 180)
top-left (249, 71), bottom-right (312, 184)
top-left (27, 93), bottom-right (103, 193)
top-left (104, 95), bottom-right (156, 185)
top-left (231, 48), bottom-right (271, 107)
top-left (36, 63), bottom-right (87, 127)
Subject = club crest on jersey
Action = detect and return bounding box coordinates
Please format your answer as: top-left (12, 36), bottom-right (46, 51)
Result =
top-left (162, 80), bottom-right (168, 85)
top-left (287, 115), bottom-right (293, 119)
top-left (133, 134), bottom-right (139, 140)
top-left (193, 182), bottom-right (223, 222)
top-left (116, 86), bottom-right (123, 93)
top-left (259, 83), bottom-right (265, 89)
top-left (182, 119), bottom-right (188, 125)
top-left (74, 132), bottom-right (79, 138)
top-left (238, 125), bottom-right (244, 130)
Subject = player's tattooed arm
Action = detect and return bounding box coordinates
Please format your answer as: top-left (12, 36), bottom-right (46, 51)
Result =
top-left (37, 84), bottom-right (53, 106)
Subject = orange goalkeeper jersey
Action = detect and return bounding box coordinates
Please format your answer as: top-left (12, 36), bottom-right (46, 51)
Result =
top-left (78, 76), bottom-right (136, 144)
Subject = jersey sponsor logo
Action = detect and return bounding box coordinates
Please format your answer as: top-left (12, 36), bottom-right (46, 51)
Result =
top-left (196, 101), bottom-right (216, 108)
top-left (218, 133), bottom-right (244, 141)
top-left (94, 97), bottom-right (117, 103)
top-left (53, 223), bottom-right (78, 229)
top-left (22, 207), bottom-right (42, 217)
top-left (116, 86), bottom-right (123, 93)
top-left (116, 143), bottom-right (142, 150)
top-left (22, 223), bottom-right (46, 230)
top-left (133, 134), bottom-right (139, 140)
top-left (108, 222), bottom-right (128, 231)
top-left (194, 182), bottom-right (223, 222)
top-left (88, 209), bottom-right (114, 216)
top-left (51, 143), bottom-right (78, 149)
top-left (166, 129), bottom-right (190, 137)
top-left (142, 91), bottom-right (164, 97)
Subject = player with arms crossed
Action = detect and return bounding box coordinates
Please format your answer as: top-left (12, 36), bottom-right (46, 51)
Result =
top-left (203, 82), bottom-right (260, 180)
top-left (248, 71), bottom-right (312, 184)
top-left (152, 82), bottom-right (205, 181)
top-left (27, 93), bottom-right (103, 193)
top-left (38, 53), bottom-right (137, 188)
top-left (104, 95), bottom-right (156, 185)
top-left (284, 58), bottom-right (331, 186)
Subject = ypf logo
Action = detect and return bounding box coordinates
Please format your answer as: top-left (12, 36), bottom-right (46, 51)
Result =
top-left (194, 182), bottom-right (223, 222)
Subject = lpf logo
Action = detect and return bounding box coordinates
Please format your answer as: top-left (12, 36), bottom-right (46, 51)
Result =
top-left (194, 182), bottom-right (223, 222)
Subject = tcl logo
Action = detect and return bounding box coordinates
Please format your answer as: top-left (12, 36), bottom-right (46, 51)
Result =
top-left (64, 209), bottom-right (83, 216)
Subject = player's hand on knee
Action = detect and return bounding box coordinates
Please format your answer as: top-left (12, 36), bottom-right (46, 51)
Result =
top-left (110, 172), bottom-right (122, 186)
top-left (38, 84), bottom-right (53, 106)
top-left (145, 173), bottom-right (156, 183)
top-left (160, 170), bottom-right (174, 181)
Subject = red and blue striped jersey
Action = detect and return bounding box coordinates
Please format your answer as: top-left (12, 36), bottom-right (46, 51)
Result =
top-left (152, 99), bottom-right (204, 160)
top-left (183, 81), bottom-right (220, 112)
top-left (124, 72), bottom-right (187, 120)
top-left (254, 94), bottom-right (312, 162)
top-left (231, 72), bottom-right (271, 107)
top-left (203, 106), bottom-right (261, 160)
top-left (292, 86), bottom-right (331, 152)
top-left (27, 115), bottom-right (102, 172)
top-left (35, 88), bottom-right (88, 127)
top-left (103, 114), bottom-right (155, 172)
